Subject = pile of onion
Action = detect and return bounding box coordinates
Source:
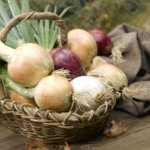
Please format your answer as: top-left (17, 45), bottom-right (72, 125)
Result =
top-left (67, 29), bottom-right (97, 69)
top-left (4, 74), bottom-right (73, 112)
top-left (5, 71), bottom-right (117, 113)
top-left (0, 27), bottom-right (123, 114)
top-left (70, 75), bottom-right (117, 113)
top-left (34, 74), bottom-right (73, 112)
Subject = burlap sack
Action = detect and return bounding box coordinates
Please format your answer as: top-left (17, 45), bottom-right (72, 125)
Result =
top-left (109, 24), bottom-right (150, 116)
top-left (108, 25), bottom-right (141, 83)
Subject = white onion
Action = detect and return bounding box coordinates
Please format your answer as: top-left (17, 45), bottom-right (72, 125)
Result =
top-left (71, 76), bottom-right (105, 112)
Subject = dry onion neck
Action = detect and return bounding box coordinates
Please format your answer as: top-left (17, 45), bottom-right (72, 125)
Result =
top-left (110, 44), bottom-right (125, 64)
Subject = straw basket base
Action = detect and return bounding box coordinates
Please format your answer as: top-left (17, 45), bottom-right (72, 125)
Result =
top-left (0, 98), bottom-right (113, 144)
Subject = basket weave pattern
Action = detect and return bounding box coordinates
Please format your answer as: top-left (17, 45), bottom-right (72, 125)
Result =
top-left (0, 98), bottom-right (113, 143)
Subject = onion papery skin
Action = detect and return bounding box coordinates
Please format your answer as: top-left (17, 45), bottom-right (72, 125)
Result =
top-left (50, 48), bottom-right (85, 79)
top-left (71, 76), bottom-right (105, 111)
top-left (9, 90), bottom-right (36, 107)
top-left (67, 29), bottom-right (97, 69)
top-left (89, 29), bottom-right (113, 56)
top-left (8, 43), bottom-right (54, 87)
top-left (88, 63), bottom-right (128, 90)
top-left (34, 75), bottom-right (73, 112)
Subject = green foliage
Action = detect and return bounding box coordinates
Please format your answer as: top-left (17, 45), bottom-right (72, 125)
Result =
top-left (61, 0), bottom-right (147, 31)
top-left (0, 0), bottom-right (70, 50)
top-left (0, 0), bottom-right (36, 47)
top-left (29, 0), bottom-right (150, 31)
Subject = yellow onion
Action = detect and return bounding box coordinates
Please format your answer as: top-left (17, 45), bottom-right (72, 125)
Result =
top-left (67, 29), bottom-right (97, 69)
top-left (34, 74), bottom-right (73, 112)
top-left (9, 90), bottom-right (36, 107)
top-left (88, 63), bottom-right (128, 90)
top-left (0, 42), bottom-right (54, 87)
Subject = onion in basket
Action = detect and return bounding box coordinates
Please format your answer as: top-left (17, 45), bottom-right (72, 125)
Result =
top-left (50, 48), bottom-right (85, 79)
top-left (34, 74), bottom-right (73, 112)
top-left (67, 29), bottom-right (97, 69)
top-left (89, 29), bottom-right (113, 56)
top-left (0, 42), bottom-right (54, 87)
top-left (71, 76), bottom-right (105, 112)
top-left (88, 63), bottom-right (128, 90)
top-left (2, 71), bottom-right (73, 112)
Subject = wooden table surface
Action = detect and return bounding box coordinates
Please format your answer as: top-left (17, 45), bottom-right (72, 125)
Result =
top-left (0, 110), bottom-right (150, 150)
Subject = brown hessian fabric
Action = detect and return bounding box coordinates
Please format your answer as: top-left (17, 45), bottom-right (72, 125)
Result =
top-left (108, 24), bottom-right (150, 116)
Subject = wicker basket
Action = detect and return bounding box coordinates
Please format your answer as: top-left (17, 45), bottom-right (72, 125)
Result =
top-left (0, 12), bottom-right (116, 144)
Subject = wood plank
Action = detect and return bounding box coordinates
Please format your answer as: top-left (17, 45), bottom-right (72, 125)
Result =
top-left (0, 110), bottom-right (150, 150)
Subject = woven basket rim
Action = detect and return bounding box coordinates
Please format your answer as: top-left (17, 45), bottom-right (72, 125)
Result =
top-left (0, 97), bottom-right (115, 125)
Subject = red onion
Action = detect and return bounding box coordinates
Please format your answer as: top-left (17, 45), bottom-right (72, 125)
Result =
top-left (89, 29), bottom-right (113, 56)
top-left (50, 48), bottom-right (85, 79)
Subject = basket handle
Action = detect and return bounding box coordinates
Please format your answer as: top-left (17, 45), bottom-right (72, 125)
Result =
top-left (0, 12), bottom-right (67, 46)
